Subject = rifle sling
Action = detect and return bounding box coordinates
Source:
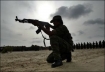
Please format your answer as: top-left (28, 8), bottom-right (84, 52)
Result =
top-left (41, 31), bottom-right (50, 47)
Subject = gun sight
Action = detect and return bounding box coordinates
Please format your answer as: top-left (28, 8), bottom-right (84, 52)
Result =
top-left (15, 16), bottom-right (18, 21)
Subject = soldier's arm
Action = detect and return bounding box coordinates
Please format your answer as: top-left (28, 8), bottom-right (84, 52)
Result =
top-left (38, 23), bottom-right (56, 36)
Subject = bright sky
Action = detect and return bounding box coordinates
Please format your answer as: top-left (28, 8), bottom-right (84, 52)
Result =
top-left (1, 1), bottom-right (104, 47)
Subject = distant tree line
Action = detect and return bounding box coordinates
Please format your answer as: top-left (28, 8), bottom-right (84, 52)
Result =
top-left (73, 40), bottom-right (105, 49)
top-left (0, 40), bottom-right (105, 53)
top-left (0, 45), bottom-right (48, 53)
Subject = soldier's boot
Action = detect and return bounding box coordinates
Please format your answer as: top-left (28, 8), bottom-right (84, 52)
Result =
top-left (66, 52), bottom-right (72, 62)
top-left (51, 59), bottom-right (63, 68)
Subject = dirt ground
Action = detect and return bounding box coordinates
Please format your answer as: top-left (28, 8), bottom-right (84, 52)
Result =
top-left (1, 49), bottom-right (105, 72)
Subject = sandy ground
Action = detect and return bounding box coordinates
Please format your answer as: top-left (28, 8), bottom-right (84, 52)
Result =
top-left (0, 49), bottom-right (105, 72)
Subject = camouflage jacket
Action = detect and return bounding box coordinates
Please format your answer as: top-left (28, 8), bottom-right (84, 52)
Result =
top-left (54, 24), bottom-right (73, 47)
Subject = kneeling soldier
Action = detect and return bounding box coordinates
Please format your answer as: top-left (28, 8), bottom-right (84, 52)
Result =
top-left (37, 15), bottom-right (74, 68)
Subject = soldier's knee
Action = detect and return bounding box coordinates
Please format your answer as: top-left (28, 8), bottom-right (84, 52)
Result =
top-left (46, 59), bottom-right (54, 63)
top-left (46, 58), bottom-right (54, 63)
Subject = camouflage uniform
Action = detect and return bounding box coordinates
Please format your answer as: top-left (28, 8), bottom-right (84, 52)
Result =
top-left (47, 24), bottom-right (73, 62)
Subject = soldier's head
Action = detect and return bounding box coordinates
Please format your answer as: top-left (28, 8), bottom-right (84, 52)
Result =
top-left (50, 15), bottom-right (63, 26)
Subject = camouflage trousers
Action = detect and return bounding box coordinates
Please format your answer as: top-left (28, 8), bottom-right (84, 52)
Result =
top-left (47, 35), bottom-right (71, 61)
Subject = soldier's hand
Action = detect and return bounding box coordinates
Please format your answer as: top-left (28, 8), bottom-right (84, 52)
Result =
top-left (45, 25), bottom-right (50, 31)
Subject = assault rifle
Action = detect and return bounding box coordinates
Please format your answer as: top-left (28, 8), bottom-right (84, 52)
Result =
top-left (15, 16), bottom-right (54, 34)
